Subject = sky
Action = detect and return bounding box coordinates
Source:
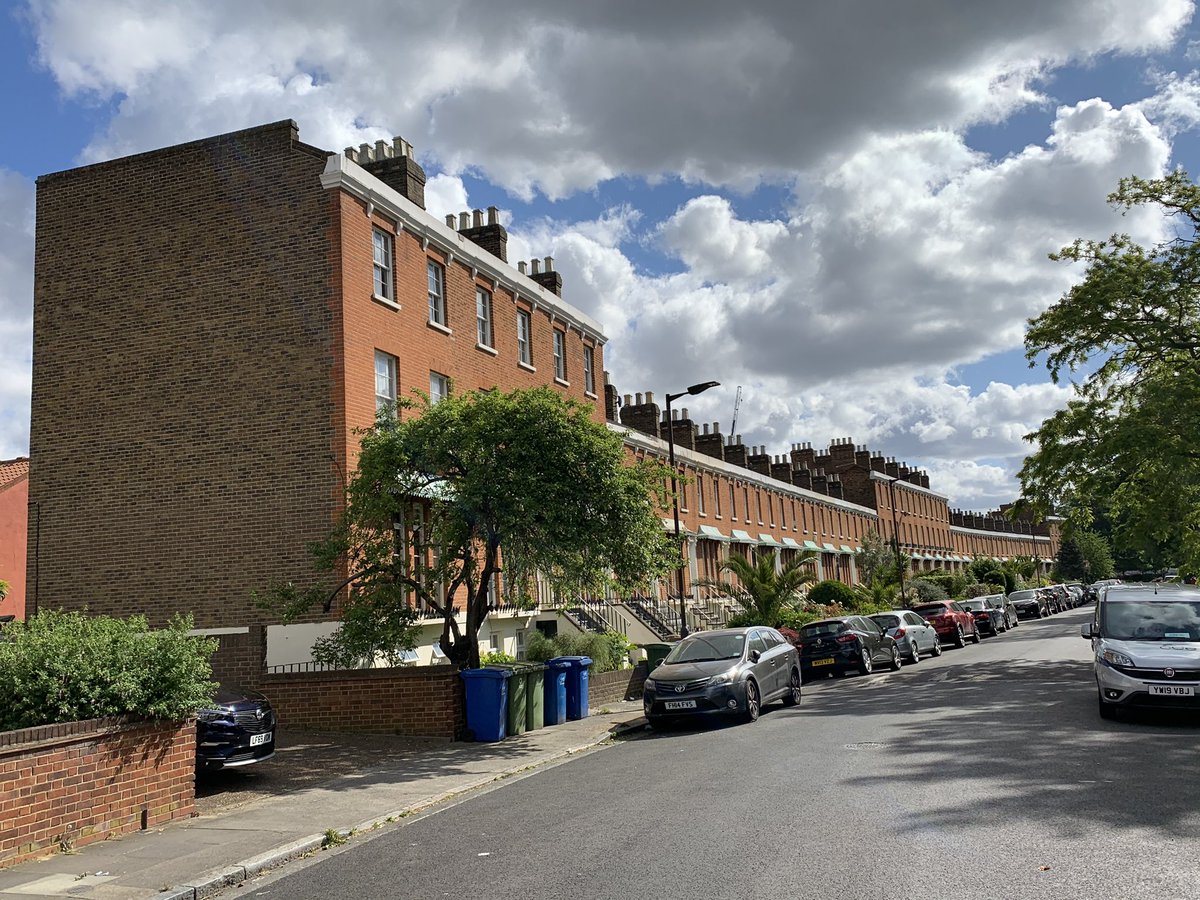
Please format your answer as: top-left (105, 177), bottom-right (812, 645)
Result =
top-left (3, 1), bottom-right (1200, 511)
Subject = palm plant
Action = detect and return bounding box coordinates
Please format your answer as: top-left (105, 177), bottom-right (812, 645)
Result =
top-left (851, 577), bottom-right (899, 612)
top-left (697, 550), bottom-right (819, 627)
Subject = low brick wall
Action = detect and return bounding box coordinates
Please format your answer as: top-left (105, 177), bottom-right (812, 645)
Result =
top-left (0, 717), bottom-right (195, 868)
top-left (588, 663), bottom-right (648, 707)
top-left (260, 666), bottom-right (465, 740)
top-left (208, 625), bottom-right (267, 688)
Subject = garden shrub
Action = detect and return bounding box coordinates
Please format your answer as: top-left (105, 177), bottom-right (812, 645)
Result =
top-left (963, 582), bottom-right (1005, 599)
top-left (920, 571), bottom-right (969, 598)
top-left (910, 579), bottom-right (949, 603)
top-left (480, 650), bottom-right (516, 666)
top-left (805, 580), bottom-right (855, 608)
top-left (0, 610), bottom-right (217, 732)
top-left (523, 629), bottom-right (628, 673)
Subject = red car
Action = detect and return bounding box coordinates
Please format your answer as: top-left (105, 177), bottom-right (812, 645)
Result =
top-left (911, 600), bottom-right (981, 648)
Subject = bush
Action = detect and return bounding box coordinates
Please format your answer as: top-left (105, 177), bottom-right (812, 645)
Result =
top-left (480, 650), bottom-right (516, 666)
top-left (523, 629), bottom-right (629, 673)
top-left (963, 582), bottom-right (1004, 599)
top-left (919, 570), bottom-right (970, 598)
top-left (909, 579), bottom-right (949, 603)
top-left (0, 610), bottom-right (217, 732)
top-left (806, 580), bottom-right (855, 607)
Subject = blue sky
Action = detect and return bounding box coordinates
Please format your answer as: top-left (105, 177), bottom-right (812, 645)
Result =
top-left (3, 1), bottom-right (1200, 509)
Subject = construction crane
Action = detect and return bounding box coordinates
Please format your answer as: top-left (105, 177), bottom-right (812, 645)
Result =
top-left (730, 385), bottom-right (743, 435)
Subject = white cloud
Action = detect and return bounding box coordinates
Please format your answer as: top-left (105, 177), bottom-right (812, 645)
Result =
top-left (0, 171), bottom-right (34, 459)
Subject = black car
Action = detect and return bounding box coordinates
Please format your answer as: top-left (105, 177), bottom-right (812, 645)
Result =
top-left (959, 598), bottom-right (1006, 636)
top-left (196, 685), bottom-right (277, 772)
top-left (798, 616), bottom-right (902, 679)
top-left (1008, 589), bottom-right (1049, 619)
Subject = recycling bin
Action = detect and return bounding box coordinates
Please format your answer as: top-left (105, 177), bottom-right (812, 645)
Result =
top-left (543, 659), bottom-right (571, 725)
top-left (642, 642), bottom-right (673, 673)
top-left (460, 667), bottom-right (511, 742)
top-left (550, 656), bottom-right (592, 721)
top-left (525, 663), bottom-right (546, 731)
top-left (486, 664), bottom-right (528, 736)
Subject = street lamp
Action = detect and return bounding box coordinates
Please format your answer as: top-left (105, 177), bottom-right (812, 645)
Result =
top-left (665, 380), bottom-right (720, 638)
top-left (883, 476), bottom-right (907, 604)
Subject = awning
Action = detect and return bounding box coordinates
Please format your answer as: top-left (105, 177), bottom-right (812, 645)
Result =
top-left (803, 540), bottom-right (821, 551)
top-left (758, 533), bottom-right (784, 547)
top-left (731, 529), bottom-right (754, 543)
top-left (839, 545), bottom-right (854, 554)
top-left (782, 537), bottom-right (801, 548)
top-left (698, 524), bottom-right (728, 541)
top-left (822, 542), bottom-right (837, 553)
top-left (662, 518), bottom-right (691, 534)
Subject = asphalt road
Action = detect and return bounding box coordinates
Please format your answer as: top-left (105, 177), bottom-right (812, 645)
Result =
top-left (234, 608), bottom-right (1200, 900)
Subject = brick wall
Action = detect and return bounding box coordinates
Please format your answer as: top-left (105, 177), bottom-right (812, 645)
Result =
top-left (30, 120), bottom-right (340, 629)
top-left (0, 471), bottom-right (27, 620)
top-left (588, 663), bottom-right (648, 707)
top-left (0, 717), bottom-right (195, 868)
top-left (208, 626), bottom-right (267, 688)
top-left (260, 666), bottom-right (464, 740)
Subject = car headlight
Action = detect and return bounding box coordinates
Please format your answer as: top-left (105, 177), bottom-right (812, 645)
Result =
top-left (705, 668), bottom-right (739, 687)
top-left (1101, 648), bottom-right (1134, 667)
top-left (643, 678), bottom-right (656, 692)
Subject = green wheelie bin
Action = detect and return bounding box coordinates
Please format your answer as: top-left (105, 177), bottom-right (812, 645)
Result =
top-left (486, 664), bottom-right (528, 736)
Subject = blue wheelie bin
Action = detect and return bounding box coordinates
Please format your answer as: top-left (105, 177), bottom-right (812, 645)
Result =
top-left (460, 667), bottom-right (511, 742)
top-left (543, 659), bottom-right (571, 725)
top-left (551, 656), bottom-right (592, 721)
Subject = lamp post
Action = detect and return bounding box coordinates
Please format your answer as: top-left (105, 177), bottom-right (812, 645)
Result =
top-left (883, 476), bottom-right (907, 604)
top-left (665, 380), bottom-right (720, 638)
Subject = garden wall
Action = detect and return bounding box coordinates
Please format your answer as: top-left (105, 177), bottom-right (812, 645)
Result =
top-left (588, 663), bottom-right (648, 707)
top-left (260, 666), bottom-right (465, 740)
top-left (0, 716), bottom-right (195, 868)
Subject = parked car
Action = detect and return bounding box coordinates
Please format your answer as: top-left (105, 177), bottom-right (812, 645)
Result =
top-left (911, 601), bottom-right (981, 647)
top-left (959, 598), bottom-right (1006, 636)
top-left (797, 615), bottom-right (902, 679)
top-left (196, 685), bottom-right (277, 772)
top-left (985, 592), bottom-right (1018, 629)
top-left (1045, 585), bottom-right (1071, 613)
top-left (642, 627), bottom-right (800, 726)
top-left (1065, 583), bottom-right (1086, 608)
top-left (1084, 579), bottom-right (1121, 604)
top-left (1007, 589), bottom-right (1049, 619)
top-left (1083, 583), bottom-right (1200, 720)
top-left (869, 610), bottom-right (942, 663)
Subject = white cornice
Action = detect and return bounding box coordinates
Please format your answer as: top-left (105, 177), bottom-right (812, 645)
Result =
top-left (321, 154), bottom-right (607, 344)
top-left (614, 423), bottom-right (880, 519)
top-left (949, 524), bottom-right (1051, 544)
top-left (868, 468), bottom-right (947, 502)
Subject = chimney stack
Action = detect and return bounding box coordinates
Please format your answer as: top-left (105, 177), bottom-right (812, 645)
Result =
top-left (528, 256), bottom-right (563, 296)
top-left (352, 135), bottom-right (426, 209)
top-left (457, 205), bottom-right (508, 262)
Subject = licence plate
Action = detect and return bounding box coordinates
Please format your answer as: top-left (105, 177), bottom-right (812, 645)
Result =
top-left (1149, 685), bottom-right (1194, 697)
top-left (811, 658), bottom-right (835, 667)
top-left (249, 731), bottom-right (273, 746)
top-left (664, 700), bottom-right (697, 710)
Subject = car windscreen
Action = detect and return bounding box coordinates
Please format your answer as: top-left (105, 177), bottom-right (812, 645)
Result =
top-left (870, 615), bottom-right (900, 629)
top-left (912, 604), bottom-right (947, 617)
top-left (800, 621), bottom-right (846, 639)
top-left (1009, 591), bottom-right (1037, 601)
top-left (959, 600), bottom-right (986, 611)
top-left (1102, 601), bottom-right (1200, 642)
top-left (663, 633), bottom-right (746, 664)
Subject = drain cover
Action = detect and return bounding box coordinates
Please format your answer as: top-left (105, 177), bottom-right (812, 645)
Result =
top-left (844, 741), bottom-right (886, 751)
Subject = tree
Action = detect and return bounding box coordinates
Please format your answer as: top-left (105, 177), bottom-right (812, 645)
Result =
top-left (698, 550), bottom-right (818, 628)
top-left (262, 387), bottom-right (676, 669)
top-left (1055, 537), bottom-right (1089, 582)
top-left (854, 529), bottom-right (899, 587)
top-left (1020, 172), bottom-right (1200, 572)
top-left (1057, 531), bottom-right (1115, 582)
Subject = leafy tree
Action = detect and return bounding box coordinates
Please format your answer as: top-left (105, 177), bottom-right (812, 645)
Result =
top-left (262, 387), bottom-right (676, 670)
top-left (1020, 172), bottom-right (1200, 571)
top-left (1056, 537), bottom-right (1089, 582)
top-left (1056, 531), bottom-right (1115, 582)
top-left (854, 529), bottom-right (900, 586)
top-left (919, 569), bottom-right (970, 598)
top-left (963, 582), bottom-right (1004, 599)
top-left (851, 578), bottom-right (898, 612)
top-left (806, 579), bottom-right (855, 608)
top-left (697, 550), bottom-right (819, 628)
top-left (910, 579), bottom-right (949, 603)
top-left (969, 557), bottom-right (1018, 594)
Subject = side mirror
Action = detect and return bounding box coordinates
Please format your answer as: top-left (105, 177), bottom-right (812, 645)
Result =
top-left (924, 620), bottom-right (934, 627)
top-left (1080, 623), bottom-right (1095, 639)
top-left (749, 649), bottom-right (761, 663)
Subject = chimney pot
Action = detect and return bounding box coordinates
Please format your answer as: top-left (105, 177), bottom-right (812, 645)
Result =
top-left (487, 206), bottom-right (499, 225)
top-left (624, 394), bottom-right (632, 406)
top-left (518, 261), bottom-right (527, 274)
top-left (445, 214), bottom-right (456, 227)
top-left (458, 212), bottom-right (470, 230)
top-left (681, 407), bottom-right (689, 419)
top-left (472, 209), bottom-right (483, 228)
top-left (736, 434), bottom-right (743, 445)
top-left (672, 409), bottom-right (679, 421)
top-left (344, 147), bottom-right (357, 162)
top-left (544, 256), bottom-right (554, 272)
top-left (702, 423), bottom-right (710, 435)
top-left (635, 393), bottom-right (643, 405)
top-left (646, 391), bottom-right (655, 404)
top-left (375, 139), bottom-right (389, 160)
top-left (530, 258), bottom-right (541, 274)
top-left (358, 143), bottom-right (372, 161)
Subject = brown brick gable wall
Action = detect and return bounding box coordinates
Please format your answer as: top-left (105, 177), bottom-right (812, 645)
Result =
top-left (30, 121), bottom-right (341, 629)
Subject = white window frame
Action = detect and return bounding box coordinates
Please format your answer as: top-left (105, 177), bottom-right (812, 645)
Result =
top-left (697, 474), bottom-right (706, 516)
top-left (583, 345), bottom-right (595, 395)
top-left (374, 350), bottom-right (397, 414)
top-left (476, 286), bottom-right (493, 348)
top-left (430, 371), bottom-right (450, 404)
top-left (517, 309), bottom-right (533, 366)
top-left (427, 260), bottom-right (446, 326)
top-left (553, 330), bottom-right (567, 382)
top-left (373, 229), bottom-right (393, 301)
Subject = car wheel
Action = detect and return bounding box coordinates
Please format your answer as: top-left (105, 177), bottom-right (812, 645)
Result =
top-left (782, 669), bottom-right (802, 707)
top-left (907, 640), bottom-right (920, 664)
top-left (970, 627), bottom-right (981, 644)
top-left (954, 626), bottom-right (966, 648)
top-left (859, 649), bottom-right (873, 675)
top-left (930, 637), bottom-right (943, 657)
top-left (889, 645), bottom-right (902, 671)
top-left (1098, 697), bottom-right (1120, 721)
top-left (743, 680), bottom-right (761, 723)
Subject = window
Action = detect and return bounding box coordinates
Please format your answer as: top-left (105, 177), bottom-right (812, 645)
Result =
top-left (768, 494), bottom-right (774, 527)
top-left (374, 350), bottom-right (397, 413)
top-left (476, 287), bottom-right (493, 347)
top-left (372, 229), bottom-right (393, 301)
top-left (583, 345), bottom-right (595, 394)
top-left (427, 260), bottom-right (446, 326)
top-left (553, 330), bottom-right (567, 381)
top-left (730, 483), bottom-right (738, 520)
top-left (714, 479), bottom-right (722, 517)
top-left (679, 471), bottom-right (688, 511)
top-left (697, 475), bottom-right (706, 516)
top-left (517, 309), bottom-right (533, 365)
top-left (430, 371), bottom-right (449, 404)
top-left (756, 492), bottom-right (764, 525)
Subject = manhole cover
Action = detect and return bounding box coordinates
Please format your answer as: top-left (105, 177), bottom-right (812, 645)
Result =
top-left (844, 741), bottom-right (886, 751)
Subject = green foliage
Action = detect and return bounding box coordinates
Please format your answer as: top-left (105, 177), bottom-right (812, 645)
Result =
top-left (259, 387), bottom-right (675, 669)
top-left (524, 629), bottom-right (629, 673)
top-left (963, 582), bottom-right (1004, 599)
top-left (1021, 172), bottom-right (1200, 572)
top-left (695, 550), bottom-right (819, 628)
top-left (909, 579), bottom-right (949, 603)
top-left (0, 610), bottom-right (217, 732)
top-left (776, 607), bottom-right (833, 630)
top-left (919, 570), bottom-right (970, 598)
top-left (806, 579), bottom-right (855, 608)
top-left (969, 557), bottom-right (1018, 594)
top-left (854, 530), bottom-right (901, 587)
top-left (0, 579), bottom-right (9, 600)
top-left (480, 651), bottom-right (516, 666)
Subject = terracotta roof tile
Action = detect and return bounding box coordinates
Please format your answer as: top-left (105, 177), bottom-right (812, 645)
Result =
top-left (0, 457), bottom-right (30, 489)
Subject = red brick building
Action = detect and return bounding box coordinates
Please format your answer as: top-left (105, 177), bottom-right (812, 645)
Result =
top-left (0, 458), bottom-right (28, 620)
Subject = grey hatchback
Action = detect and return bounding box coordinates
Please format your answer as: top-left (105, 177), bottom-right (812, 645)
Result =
top-left (642, 627), bottom-right (801, 726)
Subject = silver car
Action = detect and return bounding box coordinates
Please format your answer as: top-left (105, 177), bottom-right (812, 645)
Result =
top-left (1083, 584), bottom-right (1200, 720)
top-left (869, 610), bottom-right (942, 664)
top-left (643, 627), bottom-right (801, 726)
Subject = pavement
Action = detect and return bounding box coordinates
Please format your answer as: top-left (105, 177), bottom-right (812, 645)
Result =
top-left (0, 701), bottom-right (647, 900)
